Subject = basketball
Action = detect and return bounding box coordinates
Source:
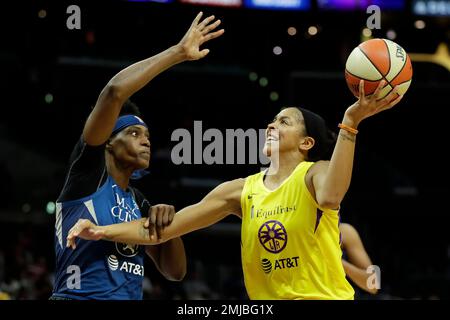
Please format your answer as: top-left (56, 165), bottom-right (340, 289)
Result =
top-left (345, 38), bottom-right (413, 100)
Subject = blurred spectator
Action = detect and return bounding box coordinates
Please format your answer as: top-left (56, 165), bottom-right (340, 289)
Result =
top-left (0, 291), bottom-right (11, 300)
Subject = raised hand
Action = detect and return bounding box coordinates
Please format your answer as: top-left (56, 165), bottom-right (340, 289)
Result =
top-left (177, 12), bottom-right (224, 61)
top-left (66, 219), bottom-right (105, 250)
top-left (345, 80), bottom-right (404, 127)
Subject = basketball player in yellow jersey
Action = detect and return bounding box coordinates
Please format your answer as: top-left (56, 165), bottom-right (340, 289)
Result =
top-left (67, 80), bottom-right (403, 300)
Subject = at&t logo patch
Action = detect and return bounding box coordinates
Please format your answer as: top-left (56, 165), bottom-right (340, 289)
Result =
top-left (108, 255), bottom-right (119, 271)
top-left (260, 257), bottom-right (300, 274)
top-left (107, 254), bottom-right (144, 276)
top-left (261, 258), bottom-right (272, 274)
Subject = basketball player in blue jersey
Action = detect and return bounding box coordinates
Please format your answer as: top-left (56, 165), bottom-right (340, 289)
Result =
top-left (51, 12), bottom-right (224, 300)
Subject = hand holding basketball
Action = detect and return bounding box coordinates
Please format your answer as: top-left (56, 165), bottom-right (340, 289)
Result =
top-left (344, 79), bottom-right (404, 127)
top-left (345, 38), bottom-right (413, 100)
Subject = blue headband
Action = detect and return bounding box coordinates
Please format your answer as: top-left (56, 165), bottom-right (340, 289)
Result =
top-left (112, 115), bottom-right (148, 137)
top-left (112, 115), bottom-right (150, 180)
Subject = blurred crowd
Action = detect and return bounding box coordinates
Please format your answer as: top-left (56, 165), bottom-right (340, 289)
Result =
top-left (0, 223), bottom-right (248, 300)
top-left (0, 225), bottom-right (52, 300)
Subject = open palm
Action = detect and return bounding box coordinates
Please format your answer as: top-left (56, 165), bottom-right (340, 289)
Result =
top-left (178, 12), bottom-right (224, 61)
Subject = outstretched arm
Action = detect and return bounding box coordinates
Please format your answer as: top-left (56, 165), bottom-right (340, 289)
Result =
top-left (308, 80), bottom-right (403, 209)
top-left (83, 12), bottom-right (224, 146)
top-left (146, 239), bottom-right (187, 281)
top-left (340, 223), bottom-right (378, 294)
top-left (66, 179), bottom-right (244, 248)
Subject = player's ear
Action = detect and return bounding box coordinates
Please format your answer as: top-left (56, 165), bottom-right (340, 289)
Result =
top-left (299, 136), bottom-right (315, 152)
top-left (105, 138), bottom-right (113, 151)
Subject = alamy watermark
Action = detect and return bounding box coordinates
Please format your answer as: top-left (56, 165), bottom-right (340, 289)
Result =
top-left (170, 121), bottom-right (279, 172)
top-left (63, 5), bottom-right (381, 34)
top-left (367, 5), bottom-right (381, 30)
top-left (367, 265), bottom-right (381, 290)
top-left (66, 5), bottom-right (81, 30)
top-left (66, 265), bottom-right (81, 289)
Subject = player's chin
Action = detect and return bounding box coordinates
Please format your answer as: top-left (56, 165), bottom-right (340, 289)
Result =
top-left (136, 157), bottom-right (150, 169)
top-left (263, 144), bottom-right (272, 157)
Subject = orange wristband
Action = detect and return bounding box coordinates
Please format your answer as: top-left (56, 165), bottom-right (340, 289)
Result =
top-left (338, 123), bottom-right (358, 135)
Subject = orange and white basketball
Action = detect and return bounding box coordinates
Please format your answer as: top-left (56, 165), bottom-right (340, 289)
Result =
top-left (345, 38), bottom-right (413, 100)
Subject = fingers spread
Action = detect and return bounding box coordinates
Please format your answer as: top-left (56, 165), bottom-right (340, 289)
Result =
top-left (372, 80), bottom-right (386, 103)
top-left (202, 19), bottom-right (221, 35)
top-left (379, 86), bottom-right (399, 107)
top-left (198, 15), bottom-right (215, 31)
top-left (201, 29), bottom-right (225, 45)
top-left (382, 94), bottom-right (403, 111)
top-left (199, 49), bottom-right (210, 58)
top-left (192, 12), bottom-right (203, 27)
top-left (358, 80), bottom-right (365, 101)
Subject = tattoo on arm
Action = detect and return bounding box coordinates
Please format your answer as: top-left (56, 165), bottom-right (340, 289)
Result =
top-left (339, 131), bottom-right (356, 143)
top-left (139, 220), bottom-right (150, 239)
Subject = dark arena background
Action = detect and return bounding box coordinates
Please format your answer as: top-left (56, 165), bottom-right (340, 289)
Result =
top-left (0, 0), bottom-right (449, 301)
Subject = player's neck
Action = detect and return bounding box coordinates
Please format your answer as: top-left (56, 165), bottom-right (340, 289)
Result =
top-left (105, 156), bottom-right (133, 190)
top-left (266, 153), bottom-right (304, 185)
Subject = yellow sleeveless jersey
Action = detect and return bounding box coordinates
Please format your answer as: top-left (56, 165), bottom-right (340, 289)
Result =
top-left (240, 161), bottom-right (354, 300)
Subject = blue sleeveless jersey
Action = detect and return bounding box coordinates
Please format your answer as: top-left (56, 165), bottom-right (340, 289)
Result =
top-left (53, 175), bottom-right (145, 300)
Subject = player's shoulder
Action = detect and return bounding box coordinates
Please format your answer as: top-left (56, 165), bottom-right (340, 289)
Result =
top-left (212, 179), bottom-right (245, 208)
top-left (309, 160), bottom-right (330, 172)
top-left (339, 222), bottom-right (353, 232)
top-left (219, 178), bottom-right (245, 192)
top-left (230, 177), bottom-right (246, 185)
top-left (339, 223), bottom-right (360, 241)
top-left (305, 160), bottom-right (330, 183)
top-left (221, 179), bottom-right (245, 215)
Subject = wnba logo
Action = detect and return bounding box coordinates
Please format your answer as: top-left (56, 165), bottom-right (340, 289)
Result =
top-left (261, 258), bottom-right (272, 274)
